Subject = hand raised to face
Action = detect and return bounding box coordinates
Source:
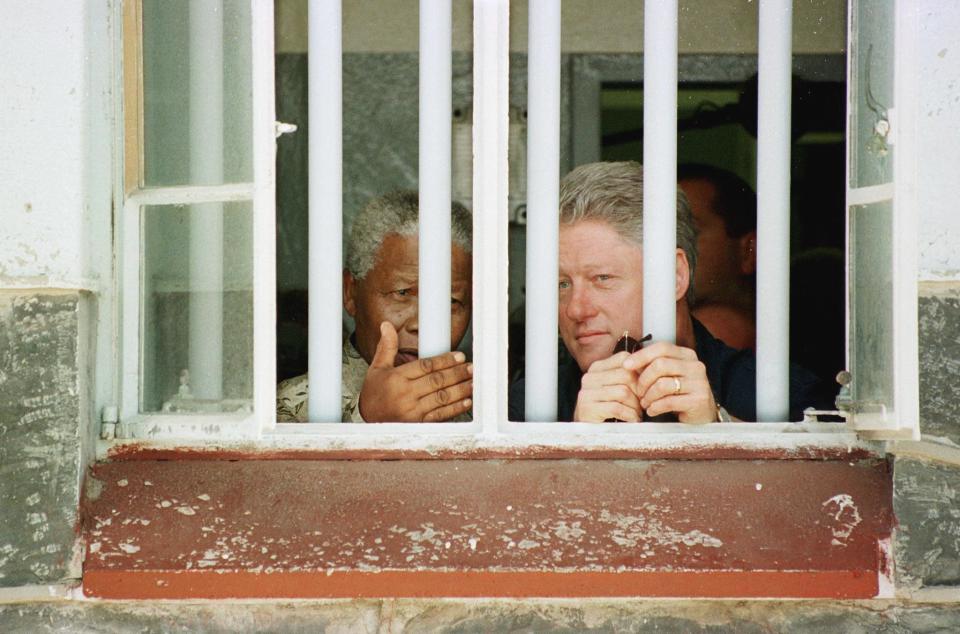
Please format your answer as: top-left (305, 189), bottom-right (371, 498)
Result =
top-left (358, 322), bottom-right (473, 422)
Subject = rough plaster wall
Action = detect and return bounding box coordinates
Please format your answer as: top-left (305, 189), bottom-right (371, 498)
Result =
top-left (894, 457), bottom-right (960, 590)
top-left (918, 290), bottom-right (960, 444)
top-left (275, 0), bottom-right (846, 55)
top-left (0, 1), bottom-right (90, 285)
top-left (916, 3), bottom-right (960, 280)
top-left (0, 294), bottom-right (84, 586)
top-left (2, 599), bottom-right (960, 632)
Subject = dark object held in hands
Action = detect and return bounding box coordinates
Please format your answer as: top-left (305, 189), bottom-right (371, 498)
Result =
top-left (605, 332), bottom-right (652, 422)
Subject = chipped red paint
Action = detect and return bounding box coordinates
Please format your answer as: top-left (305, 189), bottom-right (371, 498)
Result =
top-left (82, 459), bottom-right (893, 599)
top-left (106, 443), bottom-right (880, 462)
top-left (83, 570), bottom-right (878, 600)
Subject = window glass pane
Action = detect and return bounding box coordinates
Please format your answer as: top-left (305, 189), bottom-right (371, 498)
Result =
top-left (849, 0), bottom-right (894, 188)
top-left (849, 200), bottom-right (894, 410)
top-left (141, 0), bottom-right (252, 186)
top-left (141, 202), bottom-right (253, 413)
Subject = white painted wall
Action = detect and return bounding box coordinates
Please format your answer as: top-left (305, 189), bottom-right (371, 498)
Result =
top-left (0, 1), bottom-right (113, 290)
top-left (275, 0), bottom-right (846, 54)
top-left (916, 4), bottom-right (960, 280)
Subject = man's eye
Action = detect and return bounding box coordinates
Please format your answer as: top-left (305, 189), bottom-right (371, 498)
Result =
top-left (393, 288), bottom-right (412, 297)
top-left (595, 274), bottom-right (612, 283)
top-left (559, 279), bottom-right (571, 290)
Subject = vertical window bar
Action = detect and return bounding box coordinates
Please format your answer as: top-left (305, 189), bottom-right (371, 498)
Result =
top-left (308, 0), bottom-right (343, 422)
top-left (252, 0), bottom-right (277, 428)
top-left (188, 0), bottom-right (225, 400)
top-left (755, 0), bottom-right (792, 421)
top-left (419, 0), bottom-right (453, 358)
top-left (642, 0), bottom-right (678, 344)
top-left (524, 0), bottom-right (561, 422)
top-left (474, 0), bottom-right (511, 429)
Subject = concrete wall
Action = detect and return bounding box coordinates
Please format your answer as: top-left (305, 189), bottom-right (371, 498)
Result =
top-left (0, 0), bottom-right (113, 587)
top-left (3, 599), bottom-right (960, 632)
top-left (904, 2), bottom-right (960, 603)
top-left (275, 0), bottom-right (847, 54)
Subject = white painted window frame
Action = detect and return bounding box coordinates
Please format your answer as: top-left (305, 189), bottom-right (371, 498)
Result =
top-left (108, 0), bottom-right (913, 454)
top-left (116, 0), bottom-right (276, 441)
top-left (842, 0), bottom-right (920, 439)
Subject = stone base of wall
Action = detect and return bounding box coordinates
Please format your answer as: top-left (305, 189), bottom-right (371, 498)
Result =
top-left (3, 598), bottom-right (960, 632)
top-left (0, 292), bottom-right (86, 586)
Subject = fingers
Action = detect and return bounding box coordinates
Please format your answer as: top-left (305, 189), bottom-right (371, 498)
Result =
top-left (398, 350), bottom-right (470, 379)
top-left (369, 321), bottom-right (399, 369)
top-left (634, 356), bottom-right (706, 400)
top-left (580, 366), bottom-right (639, 392)
top-left (587, 351), bottom-right (631, 374)
top-left (410, 357), bottom-right (473, 393)
top-left (621, 343), bottom-right (717, 424)
top-left (573, 385), bottom-right (641, 422)
top-left (622, 341), bottom-right (697, 372)
top-left (418, 375), bottom-right (473, 411)
top-left (629, 351), bottom-right (717, 423)
top-left (420, 383), bottom-right (474, 422)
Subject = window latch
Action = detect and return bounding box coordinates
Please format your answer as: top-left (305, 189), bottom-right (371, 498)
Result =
top-left (802, 371), bottom-right (854, 423)
top-left (275, 121), bottom-right (299, 138)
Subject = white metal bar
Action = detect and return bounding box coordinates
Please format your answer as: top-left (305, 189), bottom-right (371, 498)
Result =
top-left (418, 0), bottom-right (453, 358)
top-left (474, 0), bottom-right (511, 431)
top-left (128, 183), bottom-right (255, 205)
top-left (188, 0), bottom-right (225, 400)
top-left (252, 0), bottom-right (277, 430)
top-left (110, 422), bottom-right (864, 452)
top-left (121, 197), bottom-right (142, 419)
top-left (755, 0), bottom-right (792, 421)
top-left (307, 0), bottom-right (343, 422)
top-left (642, 0), bottom-right (678, 344)
top-left (892, 0), bottom-right (920, 438)
top-left (524, 0), bottom-right (561, 422)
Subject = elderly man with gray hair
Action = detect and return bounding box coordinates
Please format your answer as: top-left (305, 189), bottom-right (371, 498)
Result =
top-left (278, 190), bottom-right (474, 422)
top-left (509, 161), bottom-right (830, 423)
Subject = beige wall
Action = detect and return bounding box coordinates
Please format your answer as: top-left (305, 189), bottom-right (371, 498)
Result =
top-left (275, 0), bottom-right (845, 54)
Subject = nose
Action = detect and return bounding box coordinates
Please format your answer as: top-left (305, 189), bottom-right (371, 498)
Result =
top-left (563, 284), bottom-right (597, 323)
top-left (406, 306), bottom-right (419, 336)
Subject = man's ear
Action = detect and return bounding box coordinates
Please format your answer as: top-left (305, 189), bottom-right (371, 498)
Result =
top-left (343, 269), bottom-right (358, 317)
top-left (675, 248), bottom-right (691, 302)
top-left (738, 231), bottom-right (757, 276)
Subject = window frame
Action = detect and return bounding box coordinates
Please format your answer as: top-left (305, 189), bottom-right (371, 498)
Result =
top-left (106, 0), bottom-right (915, 456)
top-left (116, 0), bottom-right (276, 440)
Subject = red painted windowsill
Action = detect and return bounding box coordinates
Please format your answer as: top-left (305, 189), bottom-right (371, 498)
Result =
top-left (82, 459), bottom-right (893, 600)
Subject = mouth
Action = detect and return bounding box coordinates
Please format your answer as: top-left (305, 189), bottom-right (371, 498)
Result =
top-left (574, 331), bottom-right (608, 345)
top-left (394, 349), bottom-right (419, 367)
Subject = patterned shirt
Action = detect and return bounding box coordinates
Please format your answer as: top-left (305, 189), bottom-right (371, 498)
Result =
top-left (276, 340), bottom-right (369, 423)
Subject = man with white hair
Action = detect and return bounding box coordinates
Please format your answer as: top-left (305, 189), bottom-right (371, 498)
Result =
top-left (509, 161), bottom-right (831, 423)
top-left (278, 190), bottom-right (473, 422)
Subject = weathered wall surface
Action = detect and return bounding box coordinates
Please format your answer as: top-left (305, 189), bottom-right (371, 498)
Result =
top-left (0, 0), bottom-right (111, 591)
top-left (918, 288), bottom-right (960, 444)
top-left (275, 0), bottom-right (847, 54)
top-left (894, 458), bottom-right (960, 590)
top-left (0, 294), bottom-right (85, 585)
top-left (3, 599), bottom-right (960, 632)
